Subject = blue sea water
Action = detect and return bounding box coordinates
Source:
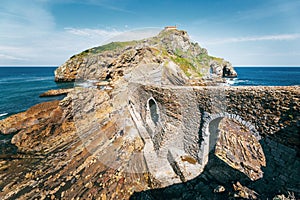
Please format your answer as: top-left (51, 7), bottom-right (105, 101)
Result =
top-left (230, 67), bottom-right (300, 86)
top-left (0, 66), bottom-right (299, 121)
top-left (0, 67), bottom-right (73, 120)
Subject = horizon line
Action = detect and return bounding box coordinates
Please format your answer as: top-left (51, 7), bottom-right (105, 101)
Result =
top-left (0, 65), bottom-right (59, 67)
top-left (234, 65), bottom-right (300, 67)
top-left (0, 65), bottom-right (300, 67)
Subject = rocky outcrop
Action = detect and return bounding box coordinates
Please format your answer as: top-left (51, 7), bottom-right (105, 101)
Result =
top-left (54, 29), bottom-right (237, 84)
top-left (222, 63), bottom-right (237, 78)
top-left (54, 58), bottom-right (79, 82)
top-left (215, 118), bottom-right (266, 181)
top-left (0, 89), bottom-right (152, 199)
top-left (232, 181), bottom-right (258, 199)
top-left (39, 88), bottom-right (74, 97)
top-left (0, 100), bottom-right (75, 153)
top-left (0, 101), bottom-right (61, 135)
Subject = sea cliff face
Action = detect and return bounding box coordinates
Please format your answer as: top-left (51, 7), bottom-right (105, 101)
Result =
top-left (54, 29), bottom-right (237, 84)
top-left (0, 29), bottom-right (299, 200)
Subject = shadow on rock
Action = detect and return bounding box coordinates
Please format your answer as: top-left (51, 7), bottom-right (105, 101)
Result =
top-left (131, 124), bottom-right (300, 200)
top-left (130, 152), bottom-right (254, 200)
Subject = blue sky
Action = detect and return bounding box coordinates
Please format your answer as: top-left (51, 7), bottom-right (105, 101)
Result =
top-left (0, 0), bottom-right (300, 66)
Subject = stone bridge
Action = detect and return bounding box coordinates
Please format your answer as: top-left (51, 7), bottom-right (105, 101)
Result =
top-left (128, 83), bottom-right (299, 192)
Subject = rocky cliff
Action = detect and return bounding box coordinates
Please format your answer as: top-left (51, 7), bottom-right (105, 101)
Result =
top-left (54, 29), bottom-right (237, 85)
top-left (0, 28), bottom-right (299, 200)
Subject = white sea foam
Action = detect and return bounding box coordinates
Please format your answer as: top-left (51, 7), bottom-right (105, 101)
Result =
top-left (225, 78), bottom-right (250, 86)
top-left (75, 80), bottom-right (98, 88)
top-left (0, 139), bottom-right (10, 144)
top-left (0, 113), bottom-right (8, 117)
top-left (225, 78), bottom-right (238, 85)
top-left (0, 76), bottom-right (52, 84)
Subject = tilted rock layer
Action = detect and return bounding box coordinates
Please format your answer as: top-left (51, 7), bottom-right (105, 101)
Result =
top-left (0, 85), bottom-right (299, 199)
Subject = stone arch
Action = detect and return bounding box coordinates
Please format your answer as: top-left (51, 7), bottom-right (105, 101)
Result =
top-left (145, 97), bottom-right (160, 137)
top-left (202, 112), bottom-right (260, 141)
top-left (198, 112), bottom-right (261, 167)
top-left (208, 117), bottom-right (223, 153)
top-left (148, 98), bottom-right (159, 125)
top-left (197, 112), bottom-right (266, 181)
top-left (209, 66), bottom-right (214, 77)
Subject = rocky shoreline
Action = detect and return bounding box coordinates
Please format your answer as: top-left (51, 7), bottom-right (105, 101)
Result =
top-left (0, 28), bottom-right (299, 199)
top-left (0, 85), bottom-right (298, 199)
top-left (39, 88), bottom-right (74, 97)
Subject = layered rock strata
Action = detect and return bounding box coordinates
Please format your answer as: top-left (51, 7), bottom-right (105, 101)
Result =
top-left (0, 85), bottom-right (298, 199)
top-left (0, 28), bottom-right (298, 199)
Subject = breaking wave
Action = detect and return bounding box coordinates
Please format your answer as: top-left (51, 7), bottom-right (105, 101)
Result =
top-left (0, 113), bottom-right (8, 117)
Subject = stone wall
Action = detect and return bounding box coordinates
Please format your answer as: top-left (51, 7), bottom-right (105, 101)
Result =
top-left (199, 86), bottom-right (299, 196)
top-left (224, 86), bottom-right (299, 139)
top-left (133, 85), bottom-right (299, 197)
top-left (253, 137), bottom-right (299, 196)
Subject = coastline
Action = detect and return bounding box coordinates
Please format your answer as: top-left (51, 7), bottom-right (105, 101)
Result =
top-left (0, 83), bottom-right (299, 199)
top-left (0, 29), bottom-right (299, 199)
top-left (1, 66), bottom-right (298, 120)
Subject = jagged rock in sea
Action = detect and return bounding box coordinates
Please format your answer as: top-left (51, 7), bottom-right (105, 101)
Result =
top-left (0, 28), bottom-right (299, 200)
top-left (39, 88), bottom-right (74, 97)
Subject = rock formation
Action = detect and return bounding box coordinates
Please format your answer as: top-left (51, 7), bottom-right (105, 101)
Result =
top-left (0, 28), bottom-right (299, 200)
top-left (39, 88), bottom-right (74, 97)
top-left (54, 28), bottom-right (237, 84)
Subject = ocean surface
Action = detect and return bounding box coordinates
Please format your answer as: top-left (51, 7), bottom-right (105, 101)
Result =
top-left (0, 67), bottom-right (73, 120)
top-left (229, 67), bottom-right (300, 86)
top-left (0, 66), bottom-right (299, 121)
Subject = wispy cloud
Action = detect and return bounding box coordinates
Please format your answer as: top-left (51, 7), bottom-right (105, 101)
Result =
top-left (0, 53), bottom-right (27, 61)
top-left (64, 27), bottom-right (160, 46)
top-left (81, 0), bottom-right (134, 14)
top-left (0, 1), bottom-right (130, 65)
top-left (0, 28), bottom-right (125, 65)
top-left (44, 0), bottom-right (134, 14)
top-left (235, 0), bottom-right (300, 21)
top-left (0, 0), bottom-right (159, 65)
top-left (206, 33), bottom-right (300, 45)
top-left (65, 27), bottom-right (122, 39)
